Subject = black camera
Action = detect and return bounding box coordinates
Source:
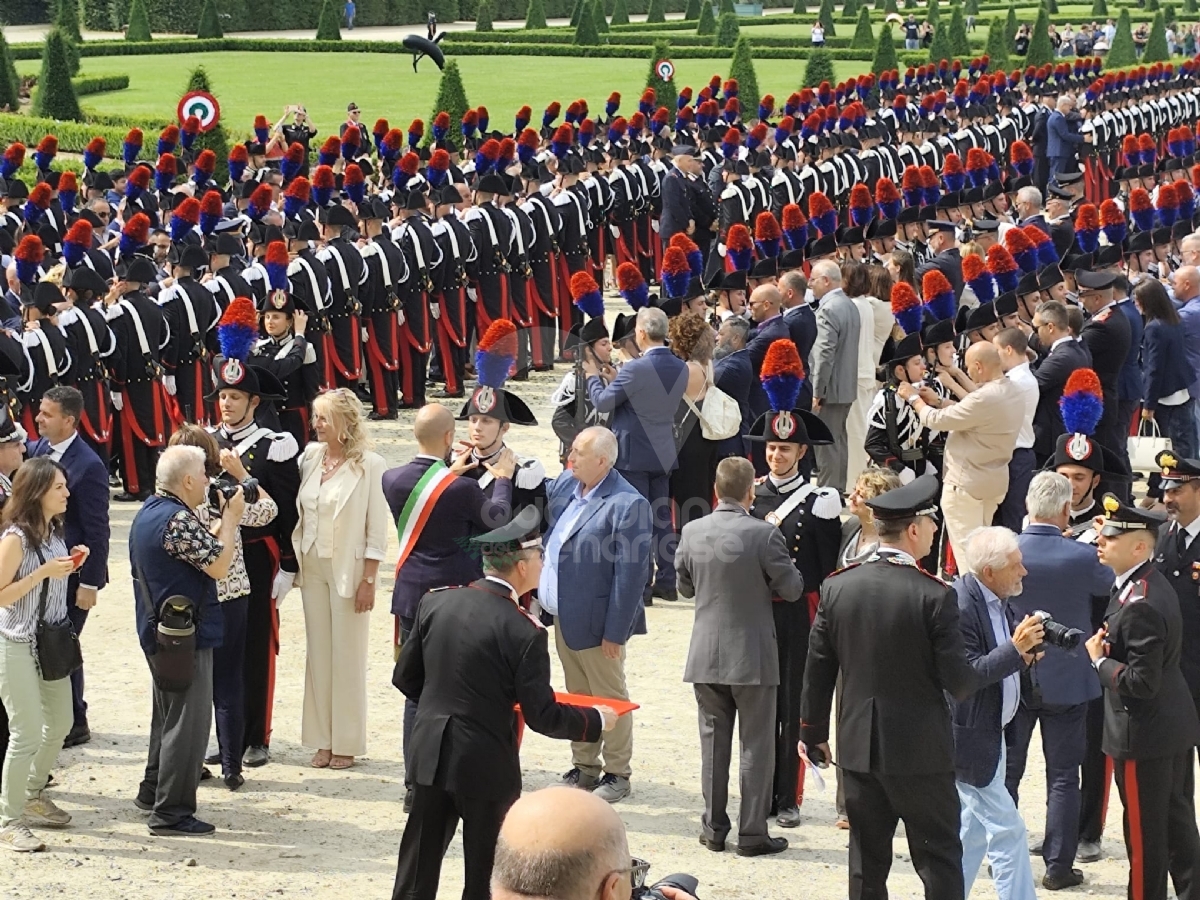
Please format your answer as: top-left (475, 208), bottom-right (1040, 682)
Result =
top-left (208, 477), bottom-right (259, 509)
top-left (634, 870), bottom-right (700, 900)
top-left (1032, 610), bottom-right (1083, 652)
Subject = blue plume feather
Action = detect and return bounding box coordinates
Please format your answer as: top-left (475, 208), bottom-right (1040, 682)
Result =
top-left (1102, 221), bottom-right (1127, 246)
top-left (1036, 241), bottom-right (1059, 267)
top-left (1060, 391), bottom-right (1104, 436)
top-left (1014, 248), bottom-right (1037, 274)
top-left (783, 225), bottom-right (807, 249)
top-left (22, 202), bottom-right (44, 226)
top-left (15, 259), bottom-right (39, 284)
top-left (1182, 197), bottom-right (1196, 221)
top-left (1159, 205), bottom-right (1179, 228)
top-left (815, 210), bottom-right (837, 238)
top-left (228, 158), bottom-right (247, 183)
top-left (155, 170), bottom-right (174, 193)
top-left (686, 249), bottom-right (703, 278)
top-left (200, 210), bottom-right (221, 235)
top-left (621, 282), bottom-right (650, 310)
top-left (944, 172), bottom-right (965, 192)
top-left (218, 321), bottom-right (258, 363)
top-left (82, 149), bottom-right (102, 170)
top-left (663, 270), bottom-right (691, 299)
top-left (475, 345), bottom-right (515, 390)
top-left (33, 151), bottom-right (53, 171)
top-left (762, 373), bottom-right (802, 413)
top-left (1132, 208), bottom-right (1156, 232)
top-left (62, 240), bottom-right (84, 268)
top-left (728, 246), bottom-right (753, 271)
top-left (878, 200), bottom-right (901, 221)
top-left (967, 273), bottom-right (995, 304)
top-left (574, 290), bottom-right (605, 318)
top-left (283, 194), bottom-right (306, 219)
top-left (927, 290), bottom-right (957, 322)
top-left (995, 268), bottom-right (1019, 293)
top-left (895, 305), bottom-right (924, 336)
top-left (1077, 227), bottom-right (1099, 253)
top-left (923, 185), bottom-right (940, 206)
top-left (169, 215), bottom-right (192, 243)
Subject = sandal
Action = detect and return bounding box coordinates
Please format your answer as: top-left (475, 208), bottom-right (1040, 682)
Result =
top-left (329, 755), bottom-right (355, 770)
top-left (311, 749), bottom-right (332, 768)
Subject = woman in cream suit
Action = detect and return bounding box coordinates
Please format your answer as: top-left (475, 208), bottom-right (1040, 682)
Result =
top-left (294, 389), bottom-right (389, 769)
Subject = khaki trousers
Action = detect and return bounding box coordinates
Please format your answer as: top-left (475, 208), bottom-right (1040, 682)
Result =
top-left (941, 483), bottom-right (1002, 566)
top-left (553, 624), bottom-right (633, 778)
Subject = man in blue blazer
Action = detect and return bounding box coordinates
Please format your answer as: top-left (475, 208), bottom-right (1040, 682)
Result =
top-left (745, 285), bottom-right (791, 418)
top-left (951, 527), bottom-right (1044, 900)
top-left (713, 318), bottom-right (753, 459)
top-left (585, 307), bottom-right (687, 603)
top-left (31, 386), bottom-right (110, 748)
top-left (1004, 472), bottom-right (1114, 888)
top-left (538, 427), bottom-right (650, 804)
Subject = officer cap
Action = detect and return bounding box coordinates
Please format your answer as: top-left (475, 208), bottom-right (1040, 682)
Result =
top-left (1157, 450), bottom-right (1200, 489)
top-left (1097, 493), bottom-right (1166, 537)
top-left (458, 384), bottom-right (538, 427)
top-left (1047, 183), bottom-right (1073, 200)
top-left (1054, 170), bottom-right (1084, 186)
top-left (935, 192), bottom-right (961, 210)
top-left (1062, 252), bottom-right (1093, 272)
top-left (972, 218), bottom-right (1000, 233)
top-left (0, 416), bottom-right (27, 445)
top-left (886, 331), bottom-right (923, 366)
top-left (206, 355), bottom-right (286, 401)
top-left (1126, 230), bottom-right (1153, 254)
top-left (710, 269), bottom-right (748, 293)
top-left (1075, 269), bottom-right (1118, 290)
top-left (1173, 220), bottom-right (1194, 243)
top-left (927, 219), bottom-right (957, 233)
top-left (807, 234), bottom-right (837, 259)
top-left (864, 473), bottom-right (941, 521)
top-left (469, 506), bottom-right (544, 558)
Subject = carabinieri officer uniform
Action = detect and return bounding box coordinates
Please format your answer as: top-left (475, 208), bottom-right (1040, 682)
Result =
top-left (1152, 451), bottom-right (1200, 727)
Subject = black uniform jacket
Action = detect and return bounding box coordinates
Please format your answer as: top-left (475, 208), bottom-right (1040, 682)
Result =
top-left (1154, 523), bottom-right (1200, 700)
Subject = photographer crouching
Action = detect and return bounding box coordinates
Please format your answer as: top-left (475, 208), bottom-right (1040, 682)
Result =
top-left (130, 446), bottom-right (243, 836)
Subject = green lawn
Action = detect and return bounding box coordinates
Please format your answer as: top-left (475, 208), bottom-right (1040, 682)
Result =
top-left (15, 52), bottom-right (866, 133)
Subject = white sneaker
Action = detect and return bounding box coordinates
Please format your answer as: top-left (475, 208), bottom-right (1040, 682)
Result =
top-left (0, 822), bottom-right (45, 852)
top-left (24, 793), bottom-right (71, 827)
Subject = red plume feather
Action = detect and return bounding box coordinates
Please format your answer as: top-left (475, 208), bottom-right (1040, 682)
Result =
top-left (725, 223), bottom-right (752, 252)
top-left (1099, 198), bottom-right (1125, 226)
top-left (781, 203), bottom-right (807, 231)
top-left (961, 253), bottom-right (987, 283)
top-left (14, 236), bottom-right (44, 265)
top-left (986, 244), bottom-right (1019, 274)
top-left (265, 241), bottom-right (290, 268)
top-left (755, 211), bottom-right (782, 242)
top-left (64, 220), bottom-right (92, 247)
top-left (760, 340), bottom-right (804, 381)
top-left (1075, 203), bottom-right (1099, 231)
top-left (174, 196), bottom-right (200, 225)
top-left (569, 270), bottom-right (600, 301)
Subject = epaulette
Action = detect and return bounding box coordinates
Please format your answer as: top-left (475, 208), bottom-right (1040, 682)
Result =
top-left (1094, 307), bottom-right (1113, 323)
top-left (912, 565), bottom-right (949, 586)
top-left (827, 561), bottom-right (863, 577)
top-left (810, 486), bottom-right (842, 520)
top-left (266, 430), bottom-right (300, 463)
top-left (719, 185), bottom-right (741, 201)
top-left (514, 456), bottom-right (547, 491)
top-left (1119, 578), bottom-right (1147, 606)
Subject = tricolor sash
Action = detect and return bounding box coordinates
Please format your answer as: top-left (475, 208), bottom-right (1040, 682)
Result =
top-left (394, 461), bottom-right (457, 575)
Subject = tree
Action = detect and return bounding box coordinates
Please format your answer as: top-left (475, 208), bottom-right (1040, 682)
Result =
top-left (904, 0), bottom-right (916, 8)
top-left (0, 27), bottom-right (20, 114)
top-left (55, 0), bottom-right (82, 75)
top-left (803, 46), bottom-right (836, 86)
top-left (1185, 0), bottom-right (1196, 16)
top-left (728, 36), bottom-right (759, 113)
top-left (984, 14), bottom-right (1010, 68)
top-left (1091, 0), bottom-right (1108, 15)
top-left (697, 0), bottom-right (716, 34)
top-left (196, 0), bottom-right (223, 38)
top-left (33, 30), bottom-right (82, 121)
top-left (575, 0), bottom-right (601, 43)
top-left (428, 60), bottom-right (471, 152)
top-left (792, 0), bottom-right (807, 13)
top-left (720, 0), bottom-right (735, 14)
top-left (927, 18), bottom-right (951, 61)
top-left (684, 0), bottom-right (701, 18)
top-left (315, 0), bottom-right (342, 39)
top-left (476, 0), bottom-right (494, 30)
top-left (842, 0), bottom-right (859, 18)
top-left (1005, 4), bottom-right (1018, 43)
top-left (646, 38), bottom-right (677, 119)
top-left (186, 67), bottom-right (229, 179)
top-left (646, 0), bottom-right (666, 22)
top-left (1025, 4), bottom-right (1054, 65)
top-left (593, 0), bottom-right (609, 32)
top-left (851, 5), bottom-right (874, 47)
top-left (1147, 0), bottom-right (1160, 10)
top-left (947, 3), bottom-right (969, 55)
top-left (885, 0), bottom-right (898, 13)
top-left (716, 11), bottom-right (740, 46)
top-left (964, 0), bottom-right (977, 14)
top-left (817, 0), bottom-right (836, 35)
top-left (870, 22), bottom-right (898, 98)
top-left (125, 0), bottom-right (152, 41)
top-left (1107, 8), bottom-right (1136, 67)
top-left (525, 0), bottom-right (548, 28)
top-left (569, 0), bottom-right (585, 26)
top-left (926, 0), bottom-right (940, 30)
top-left (612, 0), bottom-right (631, 23)
top-left (1165, 3), bottom-right (1178, 27)
top-left (1143, 9), bottom-right (1170, 61)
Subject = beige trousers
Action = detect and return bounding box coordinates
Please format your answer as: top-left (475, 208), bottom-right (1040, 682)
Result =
top-left (941, 483), bottom-right (1002, 566)
top-left (554, 623), bottom-right (633, 778)
top-left (300, 552), bottom-right (371, 757)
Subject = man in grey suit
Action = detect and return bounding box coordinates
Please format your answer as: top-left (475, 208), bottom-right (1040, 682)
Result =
top-left (676, 457), bottom-right (806, 858)
top-left (809, 260), bottom-right (860, 491)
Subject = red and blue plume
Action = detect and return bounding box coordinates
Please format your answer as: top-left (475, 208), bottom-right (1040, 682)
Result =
top-left (82, 136), bottom-right (106, 171)
top-left (1169, 126), bottom-right (1187, 159)
top-left (154, 153), bottom-right (179, 193)
top-left (340, 163), bottom-right (363, 205)
top-left (606, 92), bottom-right (621, 118)
top-left (514, 105), bottom-right (531, 134)
top-left (62, 220), bottom-right (92, 267)
top-left (849, 184), bottom-right (873, 228)
top-left (218, 297), bottom-right (259, 363)
top-left (565, 101), bottom-right (582, 126)
top-left (962, 253), bottom-right (995, 306)
top-left (638, 89), bottom-right (655, 116)
top-left (1024, 224), bottom-right (1059, 267)
top-left (629, 112), bottom-right (647, 134)
top-left (496, 137), bottom-right (516, 171)
top-left (516, 129), bottom-right (539, 165)
top-left (227, 144), bottom-right (248, 183)
top-left (474, 139), bottom-right (500, 175)
top-left (1178, 181), bottom-right (1196, 222)
top-left (817, 80), bottom-right (832, 106)
top-left (1075, 204), bottom-right (1100, 253)
top-left (122, 129), bottom-right (143, 166)
top-left (746, 123), bottom-right (768, 153)
top-left (551, 125), bottom-right (573, 160)
top-left (1122, 135), bottom-right (1140, 168)
top-left (986, 244), bottom-right (1020, 293)
top-left (432, 112), bottom-right (451, 143)
top-left (318, 135), bottom-right (340, 168)
top-left (253, 114), bottom-right (270, 144)
top-left (650, 108), bottom-right (669, 135)
top-left (723, 79), bottom-right (738, 99)
top-left (660, 246), bottom-right (692, 299)
top-left (312, 164), bottom-right (336, 207)
top-left (676, 106), bottom-right (693, 126)
top-left (569, 271), bottom-right (604, 318)
top-left (891, 282), bottom-right (924, 335)
top-left (669, 233), bottom-right (704, 278)
top-left (709, 74), bottom-right (722, 97)
top-left (283, 177), bottom-right (311, 218)
top-left (1100, 199), bottom-right (1126, 246)
top-left (607, 117), bottom-right (627, 145)
top-left (169, 196), bottom-right (200, 242)
top-left (181, 115), bottom-right (200, 149)
top-left (461, 109), bottom-right (478, 139)
top-left (942, 154), bottom-right (965, 193)
top-left (22, 183), bottom-right (50, 226)
top-left (919, 165), bottom-right (940, 206)
top-left (758, 94), bottom-right (775, 122)
top-left (808, 192), bottom-right (837, 239)
top-left (393, 152), bottom-right (421, 190)
top-left (476, 106), bottom-right (489, 134)
top-left (200, 190), bottom-right (224, 234)
top-left (14, 236), bottom-right (44, 284)
top-left (922, 270), bottom-right (957, 323)
top-left (760, 340), bottom-right (805, 413)
top-left (677, 87), bottom-right (692, 111)
top-left (372, 118), bottom-right (389, 153)
top-left (774, 115), bottom-right (794, 147)
top-left (543, 102), bottom-right (561, 130)
top-left (382, 128), bottom-right (405, 161)
top-left (1139, 133), bottom-right (1157, 167)
top-left (616, 262), bottom-right (650, 310)
top-left (192, 149), bottom-right (216, 187)
top-left (118, 212), bottom-right (151, 259)
top-left (1004, 227), bottom-right (1037, 274)
top-left (965, 147), bottom-right (990, 189)
top-left (875, 178), bottom-right (901, 221)
top-left (754, 211), bottom-right (782, 258)
top-left (32, 135), bottom-right (57, 172)
top-left (476, 320), bottom-right (518, 388)
top-left (426, 149), bottom-right (451, 188)
top-left (1129, 188), bottom-right (1155, 232)
top-left (56, 170), bottom-right (77, 214)
top-left (725, 223), bottom-right (753, 272)
top-left (579, 118), bottom-right (595, 148)
top-left (124, 165), bottom-right (150, 202)
top-left (1060, 369), bottom-right (1104, 437)
top-left (721, 127), bottom-right (741, 161)
top-left (902, 166), bottom-right (923, 208)
top-left (276, 142), bottom-right (305, 183)
top-left (340, 124), bottom-right (361, 160)
top-left (247, 182), bottom-right (275, 220)
top-left (1157, 183), bottom-right (1179, 228)
top-left (265, 241), bottom-right (290, 293)
top-left (404, 119), bottom-right (423, 151)
top-left (722, 98), bottom-right (740, 124)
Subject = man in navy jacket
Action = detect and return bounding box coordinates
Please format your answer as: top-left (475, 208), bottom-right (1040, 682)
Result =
top-left (951, 527), bottom-right (1044, 900)
top-left (1047, 95), bottom-right (1086, 183)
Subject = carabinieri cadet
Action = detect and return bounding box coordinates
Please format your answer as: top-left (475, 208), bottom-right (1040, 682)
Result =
top-left (519, 156), bottom-right (562, 374)
top-left (458, 320), bottom-right (546, 523)
top-left (745, 340), bottom-right (841, 831)
top-left (359, 195), bottom-right (410, 420)
top-left (316, 202), bottom-right (366, 391)
top-left (16, 282), bottom-right (70, 440)
top-left (251, 240), bottom-right (320, 447)
top-left (159, 234), bottom-right (220, 426)
top-left (208, 297), bottom-right (302, 769)
top-left (284, 217), bottom-right (334, 390)
top-left (58, 265), bottom-right (118, 469)
top-left (551, 149), bottom-right (592, 356)
top-left (429, 179), bottom-right (477, 400)
top-left (498, 161), bottom-right (538, 380)
top-left (466, 150), bottom-right (515, 337)
top-left (391, 164), bottom-right (443, 410)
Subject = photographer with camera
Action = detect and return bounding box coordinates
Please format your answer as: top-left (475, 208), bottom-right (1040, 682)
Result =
top-left (1004, 473), bottom-right (1114, 889)
top-left (130, 446), bottom-right (243, 837)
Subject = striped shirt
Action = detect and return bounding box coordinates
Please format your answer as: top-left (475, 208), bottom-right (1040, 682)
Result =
top-left (0, 526), bottom-right (69, 642)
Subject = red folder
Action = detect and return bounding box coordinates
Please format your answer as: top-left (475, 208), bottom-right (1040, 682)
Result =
top-left (514, 694), bottom-right (639, 716)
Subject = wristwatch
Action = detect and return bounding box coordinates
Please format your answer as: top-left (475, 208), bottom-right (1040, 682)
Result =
top-left (363, 575), bottom-right (376, 585)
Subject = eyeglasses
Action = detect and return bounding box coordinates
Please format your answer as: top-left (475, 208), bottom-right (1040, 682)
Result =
top-left (598, 858), bottom-right (652, 895)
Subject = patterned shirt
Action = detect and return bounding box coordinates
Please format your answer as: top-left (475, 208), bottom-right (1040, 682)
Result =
top-left (160, 492), bottom-right (224, 574)
top-left (0, 526), bottom-right (70, 642)
top-left (193, 497), bottom-right (278, 601)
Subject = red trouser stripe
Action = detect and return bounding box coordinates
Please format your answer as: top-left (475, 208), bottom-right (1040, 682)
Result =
top-left (366, 324), bottom-right (389, 416)
top-left (320, 333), bottom-right (337, 390)
top-left (119, 407), bottom-right (138, 495)
top-left (1102, 753), bottom-right (1113, 831)
top-left (436, 324), bottom-right (459, 395)
top-left (1125, 758), bottom-right (1144, 900)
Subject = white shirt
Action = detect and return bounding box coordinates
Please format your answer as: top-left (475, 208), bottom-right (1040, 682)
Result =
top-left (1005, 362), bottom-right (1039, 450)
top-left (1174, 516), bottom-right (1200, 551)
top-left (1049, 335), bottom-right (1074, 353)
top-left (484, 575), bottom-right (519, 605)
top-left (47, 431), bottom-right (78, 462)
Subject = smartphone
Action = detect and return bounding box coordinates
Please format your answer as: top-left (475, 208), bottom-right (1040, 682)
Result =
top-left (69, 549), bottom-right (85, 570)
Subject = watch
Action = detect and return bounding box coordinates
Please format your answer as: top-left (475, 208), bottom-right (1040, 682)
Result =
top-left (363, 575), bottom-right (376, 585)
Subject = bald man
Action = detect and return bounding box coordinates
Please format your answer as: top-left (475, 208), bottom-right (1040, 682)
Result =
top-left (382, 403), bottom-right (518, 808)
top-left (897, 343), bottom-right (1026, 561)
top-left (745, 285), bottom-right (791, 424)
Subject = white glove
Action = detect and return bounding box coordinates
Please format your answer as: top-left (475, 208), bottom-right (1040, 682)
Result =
top-left (361, 326), bottom-right (369, 343)
top-left (272, 570), bottom-right (296, 608)
top-left (609, 224), bottom-right (620, 238)
top-left (898, 467), bottom-right (916, 486)
top-left (717, 242), bottom-right (727, 257)
top-left (466, 287), bottom-right (478, 302)
top-left (163, 375), bottom-right (177, 396)
top-left (397, 309), bottom-right (406, 327)
top-left (650, 219), bottom-right (660, 233)
top-left (111, 391), bottom-right (124, 411)
top-left (430, 303), bottom-right (441, 320)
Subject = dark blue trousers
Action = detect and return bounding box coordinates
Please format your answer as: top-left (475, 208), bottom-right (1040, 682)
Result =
top-left (618, 469), bottom-right (675, 594)
top-left (1004, 701), bottom-right (1088, 878)
top-left (213, 595), bottom-right (249, 777)
top-left (400, 614), bottom-right (416, 787)
top-left (995, 448), bottom-right (1036, 533)
top-left (67, 586), bottom-right (89, 728)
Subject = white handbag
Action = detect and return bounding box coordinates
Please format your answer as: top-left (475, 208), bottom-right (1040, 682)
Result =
top-left (683, 367), bottom-right (741, 441)
top-left (1128, 417), bottom-right (1172, 474)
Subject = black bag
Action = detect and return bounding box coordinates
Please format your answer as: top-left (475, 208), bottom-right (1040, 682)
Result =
top-left (134, 563), bottom-right (196, 694)
top-left (31, 544), bottom-right (82, 682)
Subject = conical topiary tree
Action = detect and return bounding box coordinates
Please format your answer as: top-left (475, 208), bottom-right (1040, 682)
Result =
top-left (647, 0), bottom-right (666, 21)
top-left (852, 5), bottom-right (874, 47)
top-left (697, 0), bottom-right (716, 34)
top-left (818, 0), bottom-right (836, 35)
top-left (728, 36), bottom-right (759, 113)
top-left (316, 0), bottom-right (342, 39)
top-left (575, 0), bottom-right (601, 43)
top-left (612, 0), bottom-right (631, 23)
top-left (33, 30), bottom-right (82, 121)
top-left (1165, 4), bottom-right (1177, 27)
top-left (927, 18), bottom-right (951, 61)
top-left (646, 38), bottom-right (677, 119)
top-left (569, 0), bottom-right (585, 26)
top-left (716, 12), bottom-right (740, 46)
top-left (984, 15), bottom-right (1010, 68)
top-left (1005, 4), bottom-right (1017, 42)
top-left (885, 0), bottom-right (897, 13)
top-left (684, 0), bottom-right (701, 18)
top-left (948, 3), bottom-right (969, 55)
top-left (1185, 0), bottom-right (1196, 16)
top-left (126, 0), bottom-right (152, 41)
top-left (1025, 4), bottom-right (1054, 65)
top-left (905, 0), bottom-right (916, 9)
top-left (186, 66), bottom-right (229, 179)
top-left (803, 46), bottom-right (836, 86)
top-left (476, 0), bottom-right (494, 30)
top-left (428, 60), bottom-right (470, 152)
top-left (0, 27), bottom-right (20, 114)
top-left (593, 0), bottom-right (609, 32)
top-left (1091, 0), bottom-right (1108, 15)
top-left (55, 0), bottom-right (82, 75)
top-left (197, 0), bottom-right (223, 38)
top-left (1143, 9), bottom-right (1169, 61)
top-left (525, 0), bottom-right (547, 27)
top-left (1147, 0), bottom-right (1160, 10)
top-left (870, 22), bottom-right (898, 100)
top-left (793, 0), bottom-right (807, 13)
top-left (842, 0), bottom-right (859, 18)
top-left (964, 0), bottom-right (977, 14)
top-left (720, 0), bottom-right (735, 14)
top-left (1107, 8), bottom-right (1136, 67)
top-left (926, 0), bottom-right (940, 29)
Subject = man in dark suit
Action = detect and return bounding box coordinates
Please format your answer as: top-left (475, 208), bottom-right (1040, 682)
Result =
top-left (392, 507), bottom-right (613, 900)
top-left (745, 285), bottom-right (791, 419)
top-left (801, 475), bottom-right (982, 900)
top-left (1032, 301), bottom-right (1093, 465)
top-left (31, 385), bottom-right (110, 748)
top-left (713, 318), bottom-right (753, 460)
top-left (660, 146), bottom-right (701, 248)
top-left (1047, 95), bottom-right (1085, 183)
top-left (1078, 271), bottom-right (1132, 459)
top-left (585, 306), bottom-right (688, 603)
top-left (780, 271), bottom-right (817, 407)
top-left (915, 220), bottom-right (964, 300)
top-left (1088, 496), bottom-right (1200, 900)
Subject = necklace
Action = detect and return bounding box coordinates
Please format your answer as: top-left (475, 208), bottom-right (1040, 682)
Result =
top-left (322, 453), bottom-right (345, 476)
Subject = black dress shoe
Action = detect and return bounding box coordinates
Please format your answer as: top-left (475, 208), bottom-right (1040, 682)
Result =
top-left (652, 585), bottom-right (678, 602)
top-left (533, 364), bottom-right (554, 372)
top-left (204, 752), bottom-right (220, 765)
top-left (737, 836), bottom-right (788, 857)
top-left (150, 816), bottom-right (216, 837)
top-left (431, 389), bottom-right (464, 399)
top-left (113, 491), bottom-right (149, 503)
top-left (243, 746), bottom-right (270, 768)
top-left (776, 807), bottom-right (802, 828)
top-left (1042, 869), bottom-right (1084, 890)
top-left (367, 410), bottom-right (397, 421)
top-left (223, 773), bottom-right (245, 791)
top-left (62, 723), bottom-right (91, 748)
top-left (698, 834), bottom-right (725, 852)
top-left (199, 767), bottom-right (213, 781)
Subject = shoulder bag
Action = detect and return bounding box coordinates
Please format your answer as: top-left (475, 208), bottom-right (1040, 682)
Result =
top-left (31, 543), bottom-right (82, 682)
top-left (134, 561), bottom-right (197, 694)
top-left (683, 364), bottom-right (741, 442)
top-left (1129, 417), bottom-right (1172, 475)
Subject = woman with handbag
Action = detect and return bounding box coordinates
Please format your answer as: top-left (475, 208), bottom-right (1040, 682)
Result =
top-left (1135, 279), bottom-right (1197, 460)
top-left (668, 313), bottom-right (721, 535)
top-left (0, 457), bottom-right (87, 852)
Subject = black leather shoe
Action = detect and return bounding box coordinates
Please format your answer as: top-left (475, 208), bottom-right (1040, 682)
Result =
top-left (737, 836), bottom-right (788, 857)
top-left (776, 807), bottom-right (802, 828)
top-left (199, 766), bottom-right (213, 781)
top-left (150, 816), bottom-right (216, 837)
top-left (223, 773), bottom-right (244, 791)
top-left (367, 411), bottom-right (397, 421)
top-left (403, 787), bottom-right (414, 814)
top-left (698, 834), bottom-right (725, 852)
top-left (113, 491), bottom-right (149, 503)
top-left (62, 723), bottom-right (91, 748)
top-left (204, 752), bottom-right (220, 765)
top-left (431, 389), bottom-right (464, 399)
top-left (243, 746), bottom-right (270, 768)
top-left (652, 585), bottom-right (678, 602)
top-left (1042, 869), bottom-right (1084, 890)
top-left (1077, 840), bottom-right (1102, 862)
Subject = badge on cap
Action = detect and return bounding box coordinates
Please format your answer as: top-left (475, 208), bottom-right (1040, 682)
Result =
top-left (1067, 433), bottom-right (1093, 462)
top-left (771, 411), bottom-right (796, 440)
top-left (271, 290), bottom-right (288, 310)
top-left (221, 358), bottom-right (244, 385)
top-left (1103, 494), bottom-right (1121, 515)
top-left (1161, 452), bottom-right (1178, 470)
top-left (473, 386), bottom-right (497, 415)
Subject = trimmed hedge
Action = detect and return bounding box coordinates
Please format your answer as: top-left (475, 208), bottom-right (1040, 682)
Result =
top-left (71, 73), bottom-right (130, 93)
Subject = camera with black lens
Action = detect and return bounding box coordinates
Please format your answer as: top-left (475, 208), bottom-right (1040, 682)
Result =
top-left (630, 862), bottom-right (699, 900)
top-left (1032, 610), bottom-right (1083, 652)
top-left (208, 477), bottom-right (259, 509)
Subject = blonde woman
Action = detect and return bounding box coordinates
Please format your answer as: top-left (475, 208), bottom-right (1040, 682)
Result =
top-left (294, 389), bottom-right (388, 770)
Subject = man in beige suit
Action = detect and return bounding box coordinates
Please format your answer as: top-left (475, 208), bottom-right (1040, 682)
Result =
top-left (897, 343), bottom-right (1023, 561)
